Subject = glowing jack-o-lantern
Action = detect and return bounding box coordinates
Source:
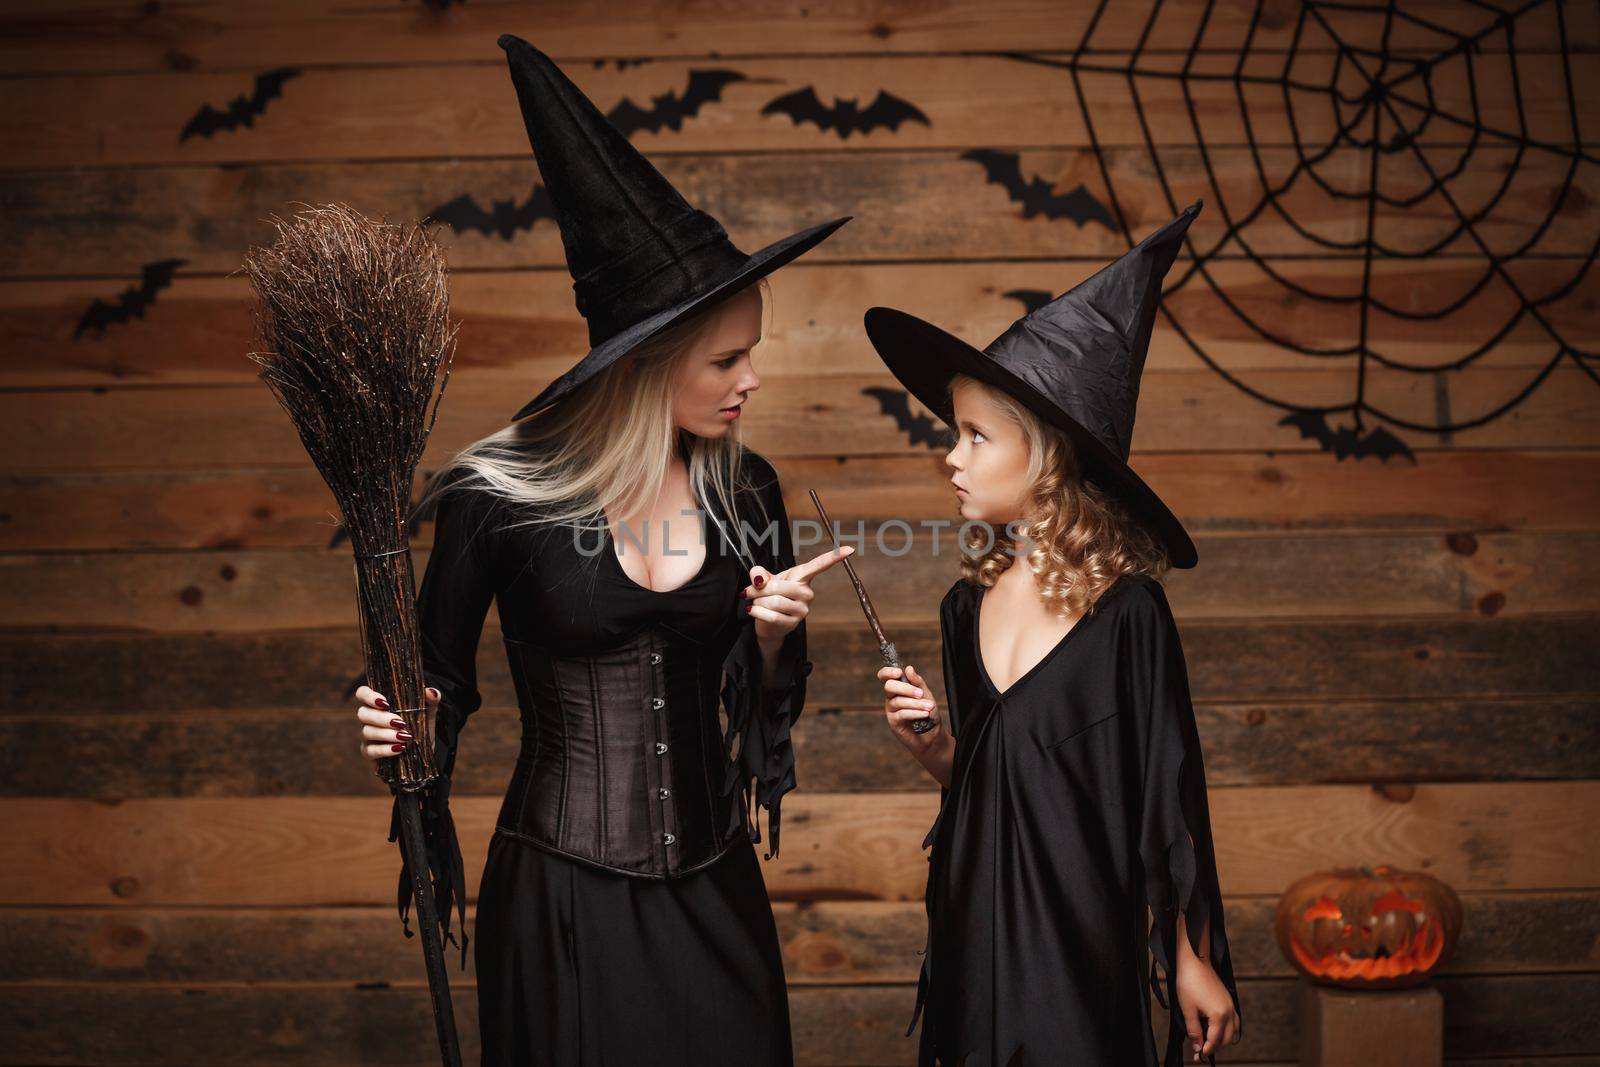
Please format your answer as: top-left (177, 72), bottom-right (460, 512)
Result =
top-left (1273, 865), bottom-right (1462, 989)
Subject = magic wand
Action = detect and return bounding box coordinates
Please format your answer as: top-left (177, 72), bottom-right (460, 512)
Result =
top-left (808, 489), bottom-right (938, 734)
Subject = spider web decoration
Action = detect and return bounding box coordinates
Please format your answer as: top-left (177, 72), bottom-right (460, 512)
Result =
top-left (1009, 0), bottom-right (1597, 461)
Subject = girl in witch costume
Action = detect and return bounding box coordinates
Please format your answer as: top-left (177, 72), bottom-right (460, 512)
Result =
top-left (351, 36), bottom-right (853, 1064)
top-left (863, 204), bottom-right (1244, 1066)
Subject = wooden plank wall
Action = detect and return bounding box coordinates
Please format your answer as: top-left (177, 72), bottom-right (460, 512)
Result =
top-left (2, 2), bottom-right (1598, 1063)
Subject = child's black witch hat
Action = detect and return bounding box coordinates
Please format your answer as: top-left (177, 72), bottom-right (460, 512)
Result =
top-left (496, 35), bottom-right (850, 421)
top-left (864, 202), bottom-right (1201, 568)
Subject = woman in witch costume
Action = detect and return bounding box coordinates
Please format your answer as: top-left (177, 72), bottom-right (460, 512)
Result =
top-left (351, 37), bottom-right (852, 1064)
top-left (863, 204), bottom-right (1244, 1065)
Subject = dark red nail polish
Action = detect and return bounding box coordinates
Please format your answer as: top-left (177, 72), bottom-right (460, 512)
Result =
top-left (375, 696), bottom-right (389, 710)
top-left (391, 743), bottom-right (406, 752)
top-left (395, 732), bottom-right (413, 742)
top-left (390, 718), bottom-right (407, 730)
top-left (754, 574), bottom-right (765, 587)
top-left (744, 603), bottom-right (752, 613)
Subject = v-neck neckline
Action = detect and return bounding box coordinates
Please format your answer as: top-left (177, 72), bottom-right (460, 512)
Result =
top-left (600, 484), bottom-right (716, 596)
top-left (603, 517), bottom-right (716, 595)
top-left (972, 576), bottom-right (1105, 700)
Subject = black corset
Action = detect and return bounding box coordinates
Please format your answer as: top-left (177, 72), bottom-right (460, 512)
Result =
top-left (397, 448), bottom-right (806, 948)
top-left (494, 628), bottom-right (745, 878)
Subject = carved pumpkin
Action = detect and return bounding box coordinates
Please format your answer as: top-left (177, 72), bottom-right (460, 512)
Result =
top-left (1273, 864), bottom-right (1462, 989)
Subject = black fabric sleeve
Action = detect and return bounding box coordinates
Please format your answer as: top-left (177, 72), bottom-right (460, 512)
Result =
top-left (906, 582), bottom-right (963, 1037)
top-left (1125, 579), bottom-right (1243, 1061)
top-left (937, 583), bottom-right (963, 742)
top-left (918, 582), bottom-right (963, 853)
top-left (388, 477), bottom-right (501, 968)
top-left (718, 452), bottom-right (812, 860)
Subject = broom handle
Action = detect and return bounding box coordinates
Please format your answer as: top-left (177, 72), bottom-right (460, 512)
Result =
top-left (353, 547), bottom-right (460, 1062)
top-left (396, 788), bottom-right (463, 1067)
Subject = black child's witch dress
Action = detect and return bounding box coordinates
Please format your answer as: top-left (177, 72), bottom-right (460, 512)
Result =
top-left (914, 572), bottom-right (1235, 1066)
top-left (863, 204), bottom-right (1244, 1066)
top-left (391, 34), bottom-right (849, 1065)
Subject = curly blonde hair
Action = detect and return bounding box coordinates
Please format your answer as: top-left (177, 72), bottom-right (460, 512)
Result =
top-left (954, 374), bottom-right (1170, 618)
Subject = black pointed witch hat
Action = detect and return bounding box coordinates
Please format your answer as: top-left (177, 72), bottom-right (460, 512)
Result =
top-left (864, 202), bottom-right (1202, 568)
top-left (496, 35), bottom-right (850, 421)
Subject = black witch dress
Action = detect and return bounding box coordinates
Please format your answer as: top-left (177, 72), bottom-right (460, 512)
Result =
top-left (410, 448), bottom-right (810, 1066)
top-left (908, 572), bottom-right (1243, 1066)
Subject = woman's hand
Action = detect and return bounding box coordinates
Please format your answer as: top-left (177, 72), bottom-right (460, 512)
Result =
top-left (1176, 951), bottom-right (1241, 1061)
top-left (354, 684), bottom-right (441, 762)
top-left (879, 663), bottom-right (953, 787)
top-left (741, 544), bottom-right (854, 644)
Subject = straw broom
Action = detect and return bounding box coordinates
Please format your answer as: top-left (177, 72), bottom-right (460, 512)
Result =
top-left (241, 203), bottom-right (463, 1066)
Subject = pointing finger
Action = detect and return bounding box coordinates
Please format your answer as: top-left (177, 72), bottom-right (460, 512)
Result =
top-left (787, 544), bottom-right (855, 584)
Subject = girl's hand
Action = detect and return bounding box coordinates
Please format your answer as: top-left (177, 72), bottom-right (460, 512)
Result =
top-left (879, 663), bottom-right (943, 753)
top-left (1176, 953), bottom-right (1241, 1061)
top-left (354, 684), bottom-right (440, 762)
top-left (741, 545), bottom-right (854, 643)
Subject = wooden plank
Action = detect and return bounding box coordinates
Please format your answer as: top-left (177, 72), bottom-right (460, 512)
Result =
top-left (2, 530), bottom-right (1594, 633)
top-left (5, 366), bottom-right (1597, 479)
top-left (5, 782), bottom-right (1597, 907)
top-left (4, 614), bottom-right (1593, 715)
top-left (5, 149), bottom-right (1597, 278)
top-left (0, 0), bottom-right (1589, 75)
top-left (0, 985), bottom-right (991, 1065)
top-left (6, 890), bottom-right (1595, 985)
top-left (0, 975), bottom-right (1595, 1064)
top-left (5, 450), bottom-right (1599, 554)
top-left (1442, 1060), bottom-right (1600, 1066)
top-left (0, 903), bottom-right (927, 986)
top-left (8, 258), bottom-right (1597, 389)
top-left (4, 697), bottom-right (1595, 799)
top-left (1168, 698), bottom-right (1600, 787)
top-left (1434, 974), bottom-right (1600, 1059)
top-left (5, 52), bottom-right (1596, 167)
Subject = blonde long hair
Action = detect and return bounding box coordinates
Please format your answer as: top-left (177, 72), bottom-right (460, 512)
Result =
top-left (954, 373), bottom-right (1169, 617)
top-left (413, 280), bottom-right (774, 562)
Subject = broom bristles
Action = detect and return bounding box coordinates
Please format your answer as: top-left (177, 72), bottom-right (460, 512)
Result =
top-left (242, 202), bottom-right (457, 557)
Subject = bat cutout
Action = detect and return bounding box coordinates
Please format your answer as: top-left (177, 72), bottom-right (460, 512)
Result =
top-left (426, 185), bottom-right (556, 239)
top-left (1279, 411), bottom-right (1417, 462)
top-left (179, 68), bottom-right (300, 141)
top-left (760, 87), bottom-right (930, 139)
top-left (74, 259), bottom-right (187, 339)
top-left (961, 149), bottom-right (1115, 228)
top-left (863, 386), bottom-right (951, 451)
top-left (1002, 288), bottom-right (1053, 315)
top-left (606, 69), bottom-right (746, 136)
